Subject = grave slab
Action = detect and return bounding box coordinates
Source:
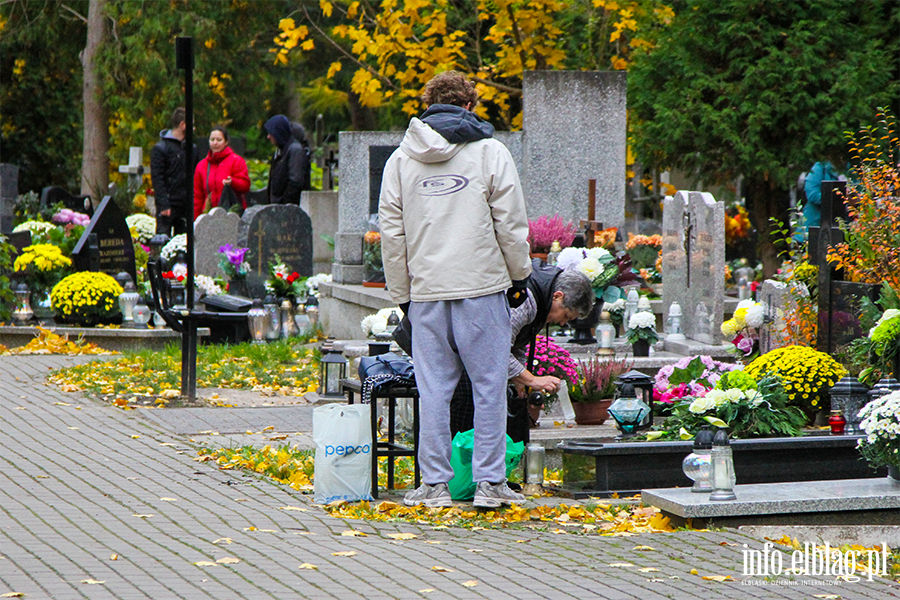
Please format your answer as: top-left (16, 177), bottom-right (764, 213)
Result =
top-left (238, 204), bottom-right (313, 297)
top-left (642, 478), bottom-right (900, 527)
top-left (193, 207), bottom-right (241, 278)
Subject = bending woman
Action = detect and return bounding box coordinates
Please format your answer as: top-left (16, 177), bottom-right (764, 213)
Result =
top-left (194, 126), bottom-right (250, 219)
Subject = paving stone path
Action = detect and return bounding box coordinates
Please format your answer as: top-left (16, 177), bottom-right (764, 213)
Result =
top-left (1, 355), bottom-right (898, 599)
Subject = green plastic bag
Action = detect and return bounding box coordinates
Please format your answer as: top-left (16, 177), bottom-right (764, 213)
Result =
top-left (448, 429), bottom-right (525, 501)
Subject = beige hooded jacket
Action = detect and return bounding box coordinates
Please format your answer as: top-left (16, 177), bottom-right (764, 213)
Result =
top-left (378, 117), bottom-right (532, 303)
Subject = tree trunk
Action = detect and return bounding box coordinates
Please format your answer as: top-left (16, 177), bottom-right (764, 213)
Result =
top-left (744, 174), bottom-right (790, 279)
top-left (80, 0), bottom-right (109, 204)
top-left (347, 91), bottom-right (377, 131)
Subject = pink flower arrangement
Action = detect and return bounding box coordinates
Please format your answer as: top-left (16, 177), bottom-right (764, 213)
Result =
top-left (653, 355), bottom-right (739, 403)
top-left (528, 215), bottom-right (576, 253)
top-left (52, 208), bottom-right (90, 226)
top-left (532, 335), bottom-right (578, 385)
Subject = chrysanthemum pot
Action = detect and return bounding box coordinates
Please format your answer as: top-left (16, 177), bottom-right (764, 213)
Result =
top-left (572, 399), bottom-right (613, 425)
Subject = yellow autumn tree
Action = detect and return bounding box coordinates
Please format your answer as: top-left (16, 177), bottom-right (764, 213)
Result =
top-left (275, 0), bottom-right (673, 129)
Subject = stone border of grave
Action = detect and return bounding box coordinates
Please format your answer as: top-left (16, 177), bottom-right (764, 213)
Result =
top-left (0, 325), bottom-right (210, 354)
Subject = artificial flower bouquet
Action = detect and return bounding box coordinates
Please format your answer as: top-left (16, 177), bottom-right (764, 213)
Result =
top-left (13, 244), bottom-right (72, 293)
top-left (602, 298), bottom-right (626, 329)
top-left (721, 299), bottom-right (766, 361)
top-left (527, 215), bottom-right (576, 254)
top-left (126, 213), bottom-right (157, 245)
top-left (857, 389), bottom-right (900, 470)
top-left (305, 273), bottom-right (332, 299)
top-left (363, 230), bottom-right (384, 285)
top-left (161, 233), bottom-right (187, 263)
top-left (569, 356), bottom-right (632, 403)
top-left (744, 345), bottom-right (847, 414)
top-left (265, 255), bottom-right (303, 301)
top-left (194, 274), bottom-right (224, 298)
top-left (217, 243), bottom-right (250, 281)
top-left (654, 355), bottom-right (739, 403)
top-left (625, 311), bottom-right (659, 344)
top-left (647, 368), bottom-right (806, 441)
top-left (557, 246), bottom-right (638, 303)
top-left (51, 271), bottom-right (123, 325)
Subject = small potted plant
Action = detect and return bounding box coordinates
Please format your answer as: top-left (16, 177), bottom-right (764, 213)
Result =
top-left (527, 215), bottom-right (576, 259)
top-left (626, 311), bottom-right (658, 357)
top-left (858, 389), bottom-right (900, 481)
top-left (50, 271), bottom-right (123, 326)
top-left (217, 243), bottom-right (251, 296)
top-left (13, 243), bottom-right (73, 317)
top-left (265, 255), bottom-right (302, 302)
top-left (530, 334), bottom-right (579, 424)
top-left (570, 356), bottom-right (632, 425)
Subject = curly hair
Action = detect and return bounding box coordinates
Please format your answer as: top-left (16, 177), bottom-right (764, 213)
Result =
top-left (422, 71), bottom-right (478, 108)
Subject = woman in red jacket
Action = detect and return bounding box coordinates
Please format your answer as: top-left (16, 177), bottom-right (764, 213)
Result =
top-left (193, 126), bottom-right (250, 219)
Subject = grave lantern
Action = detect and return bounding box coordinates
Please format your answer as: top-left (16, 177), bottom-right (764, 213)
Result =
top-left (13, 283), bottom-right (33, 324)
top-left (386, 310), bottom-right (401, 336)
top-left (682, 425), bottom-right (714, 492)
top-left (709, 429), bottom-right (737, 501)
top-left (596, 311), bottom-right (616, 355)
top-left (264, 295), bottom-right (281, 340)
top-left (737, 277), bottom-right (751, 300)
top-left (304, 295), bottom-right (319, 329)
top-left (623, 289), bottom-right (640, 331)
top-left (132, 300), bottom-right (152, 329)
top-left (636, 295), bottom-right (652, 313)
top-left (615, 370), bottom-right (655, 427)
top-left (281, 299), bottom-right (297, 338)
top-left (608, 383), bottom-right (650, 439)
top-left (523, 442), bottom-right (545, 495)
top-left (247, 299), bottom-right (268, 343)
top-left (148, 234), bottom-right (170, 264)
top-left (666, 302), bottom-right (685, 340)
top-left (829, 376), bottom-right (869, 435)
top-left (319, 347), bottom-right (348, 398)
top-left (118, 281), bottom-right (141, 325)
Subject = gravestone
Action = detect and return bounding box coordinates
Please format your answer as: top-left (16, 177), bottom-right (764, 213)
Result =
top-left (0, 163), bottom-right (18, 233)
top-left (238, 204), bottom-right (313, 297)
top-left (71, 196), bottom-right (137, 284)
top-left (757, 279), bottom-right (791, 354)
top-left (193, 207), bottom-right (241, 278)
top-left (661, 191), bottom-right (725, 344)
top-left (368, 146), bottom-right (399, 216)
top-left (810, 181), bottom-right (878, 354)
top-left (40, 186), bottom-right (93, 217)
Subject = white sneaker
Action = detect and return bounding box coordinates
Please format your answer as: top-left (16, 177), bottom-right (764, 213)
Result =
top-left (403, 483), bottom-right (452, 507)
top-left (473, 480), bottom-right (525, 508)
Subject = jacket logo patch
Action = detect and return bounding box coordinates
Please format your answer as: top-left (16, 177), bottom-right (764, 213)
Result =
top-left (417, 175), bottom-right (469, 196)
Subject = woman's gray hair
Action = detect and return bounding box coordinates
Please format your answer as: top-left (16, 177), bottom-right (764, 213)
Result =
top-left (551, 269), bottom-right (595, 318)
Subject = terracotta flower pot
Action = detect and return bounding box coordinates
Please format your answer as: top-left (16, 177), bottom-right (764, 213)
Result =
top-left (572, 399), bottom-right (613, 425)
top-left (530, 252), bottom-right (549, 262)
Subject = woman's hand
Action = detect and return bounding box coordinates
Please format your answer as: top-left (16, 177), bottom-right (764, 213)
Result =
top-left (223, 176), bottom-right (232, 187)
top-left (511, 371), bottom-right (561, 395)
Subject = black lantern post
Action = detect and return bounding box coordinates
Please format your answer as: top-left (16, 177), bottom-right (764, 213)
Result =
top-left (320, 346), bottom-right (348, 398)
top-left (829, 376), bottom-right (869, 435)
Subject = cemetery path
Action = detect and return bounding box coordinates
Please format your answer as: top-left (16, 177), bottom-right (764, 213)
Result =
top-left (1, 355), bottom-right (899, 600)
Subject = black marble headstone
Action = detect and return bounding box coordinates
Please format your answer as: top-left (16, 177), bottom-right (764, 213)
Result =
top-left (40, 186), bottom-right (93, 217)
top-left (238, 204), bottom-right (313, 298)
top-left (369, 145), bottom-right (398, 215)
top-left (71, 196), bottom-right (137, 284)
top-left (0, 163), bottom-right (18, 233)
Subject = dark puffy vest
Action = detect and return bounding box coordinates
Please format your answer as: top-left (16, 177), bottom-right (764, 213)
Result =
top-left (512, 259), bottom-right (562, 354)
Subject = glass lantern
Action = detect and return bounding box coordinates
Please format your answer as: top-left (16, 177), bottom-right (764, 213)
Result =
top-left (666, 301), bottom-right (685, 341)
top-left (709, 429), bottom-right (737, 501)
top-left (615, 370), bottom-right (655, 428)
top-left (247, 299), bottom-right (268, 343)
top-left (829, 376), bottom-right (869, 435)
top-left (281, 299), bottom-right (297, 338)
top-left (148, 234), bottom-right (170, 263)
top-left (320, 347), bottom-right (348, 398)
top-left (264, 295), bottom-right (281, 340)
top-left (523, 441), bottom-right (545, 495)
top-left (636, 295), bottom-right (652, 313)
top-left (682, 425), bottom-right (714, 492)
top-left (294, 303), bottom-right (311, 336)
top-left (13, 283), bottom-right (33, 324)
top-left (304, 295), bottom-right (319, 330)
top-left (132, 301), bottom-right (152, 329)
top-left (386, 310), bottom-right (401, 336)
top-left (596, 310), bottom-right (616, 356)
top-left (623, 288), bottom-right (640, 331)
top-left (118, 281), bottom-right (141, 326)
top-left (608, 383), bottom-right (650, 439)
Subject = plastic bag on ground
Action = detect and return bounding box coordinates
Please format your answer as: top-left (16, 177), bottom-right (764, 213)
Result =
top-left (448, 429), bottom-right (524, 501)
top-left (313, 404), bottom-right (374, 504)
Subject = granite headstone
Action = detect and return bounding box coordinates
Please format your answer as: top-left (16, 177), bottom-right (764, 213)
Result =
top-left (0, 163), bottom-right (18, 233)
top-left (238, 204), bottom-right (313, 297)
top-left (40, 186), bottom-right (93, 216)
top-left (71, 196), bottom-right (136, 284)
top-left (193, 207), bottom-right (241, 278)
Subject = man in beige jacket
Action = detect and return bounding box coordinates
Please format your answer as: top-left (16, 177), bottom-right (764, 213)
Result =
top-left (379, 71), bottom-right (532, 508)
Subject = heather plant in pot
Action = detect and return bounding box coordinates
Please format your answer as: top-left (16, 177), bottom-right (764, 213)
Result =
top-left (570, 356), bottom-right (632, 425)
top-left (527, 215), bottom-right (576, 255)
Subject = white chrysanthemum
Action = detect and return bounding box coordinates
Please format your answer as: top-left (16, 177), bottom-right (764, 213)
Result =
top-left (125, 213), bottom-right (156, 244)
top-left (306, 273), bottom-right (333, 298)
top-left (12, 220), bottom-right (55, 235)
top-left (195, 274), bottom-right (223, 297)
top-left (689, 396), bottom-right (716, 414)
top-left (557, 247), bottom-right (587, 270)
top-left (736, 299), bottom-right (756, 311)
top-left (745, 303), bottom-right (765, 329)
top-left (628, 311), bottom-right (656, 330)
top-left (376, 307), bottom-right (402, 320)
top-left (721, 318), bottom-right (740, 336)
top-left (603, 298), bottom-right (626, 313)
top-left (172, 263), bottom-right (187, 278)
top-left (577, 257), bottom-right (604, 279)
top-left (724, 388), bottom-right (744, 403)
top-left (161, 234), bottom-right (188, 261)
top-left (585, 246), bottom-right (612, 262)
top-left (360, 314), bottom-right (387, 337)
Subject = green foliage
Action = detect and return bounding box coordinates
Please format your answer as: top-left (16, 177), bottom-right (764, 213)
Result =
top-left (0, 235), bottom-right (16, 321)
top-left (667, 356), bottom-right (713, 389)
top-left (247, 159), bottom-right (270, 192)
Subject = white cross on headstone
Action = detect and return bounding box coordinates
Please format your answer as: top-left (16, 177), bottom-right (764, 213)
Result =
top-left (117, 146), bottom-right (146, 192)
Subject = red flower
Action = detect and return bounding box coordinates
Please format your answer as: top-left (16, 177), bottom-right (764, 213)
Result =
top-left (288, 272), bottom-right (299, 283)
top-left (163, 271), bottom-right (175, 280)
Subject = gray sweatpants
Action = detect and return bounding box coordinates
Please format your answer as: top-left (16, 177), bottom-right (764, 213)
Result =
top-left (409, 292), bottom-right (510, 485)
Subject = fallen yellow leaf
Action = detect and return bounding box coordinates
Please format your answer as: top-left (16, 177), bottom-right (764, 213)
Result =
top-left (332, 551), bottom-right (357, 557)
top-left (131, 435), bottom-right (140, 439)
top-left (689, 568), bottom-right (699, 575)
top-left (341, 530), bottom-right (367, 537)
top-left (424, 540), bottom-right (441, 544)
top-left (160, 389), bottom-right (180, 398)
top-left (431, 566), bottom-right (454, 572)
top-left (159, 497), bottom-right (177, 502)
top-left (701, 575), bottom-right (733, 582)
top-left (54, 402), bottom-right (70, 406)
top-left (462, 581), bottom-right (478, 587)
top-left (633, 545), bottom-right (655, 551)
top-left (470, 526), bottom-right (486, 531)
top-left (279, 506), bottom-right (308, 512)
top-left (298, 563), bottom-right (318, 570)
top-left (468, 549), bottom-right (483, 553)
top-left (262, 425), bottom-right (275, 432)
top-left (244, 527), bottom-right (257, 531)
top-left (212, 538), bottom-right (233, 545)
top-left (609, 563), bottom-right (635, 567)
top-left (216, 557), bottom-right (240, 564)
top-left (386, 533), bottom-right (417, 540)
top-left (638, 567), bottom-right (659, 572)
top-left (81, 579), bottom-right (105, 584)
top-left (0, 593), bottom-right (25, 597)
top-left (194, 561), bottom-right (217, 566)
top-left (110, 554), bottom-right (118, 560)
top-left (132, 514), bottom-right (153, 518)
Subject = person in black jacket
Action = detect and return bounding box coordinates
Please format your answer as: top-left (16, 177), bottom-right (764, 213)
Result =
top-left (264, 115), bottom-right (309, 204)
top-left (151, 108), bottom-right (198, 235)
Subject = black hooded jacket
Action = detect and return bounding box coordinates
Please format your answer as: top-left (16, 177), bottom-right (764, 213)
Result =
top-left (264, 115), bottom-right (309, 204)
top-left (150, 129), bottom-right (198, 212)
top-left (420, 104), bottom-right (494, 144)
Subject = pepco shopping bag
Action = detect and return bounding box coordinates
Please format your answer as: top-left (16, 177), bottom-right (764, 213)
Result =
top-left (313, 404), bottom-right (374, 504)
top-left (448, 429), bottom-right (524, 501)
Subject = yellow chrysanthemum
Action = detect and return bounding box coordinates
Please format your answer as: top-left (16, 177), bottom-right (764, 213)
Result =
top-left (745, 345), bottom-right (847, 412)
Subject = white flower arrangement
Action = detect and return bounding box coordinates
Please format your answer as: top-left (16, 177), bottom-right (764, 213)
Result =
top-left (125, 213), bottom-right (156, 244)
top-left (602, 298), bottom-right (626, 313)
top-left (628, 311), bottom-right (656, 330)
top-left (556, 246), bottom-right (612, 271)
top-left (689, 388), bottom-right (762, 414)
top-left (576, 257), bottom-right (604, 279)
top-left (194, 274), bottom-right (224, 297)
top-left (161, 233), bottom-right (187, 262)
top-left (858, 390), bottom-right (900, 468)
top-left (305, 273), bottom-right (332, 298)
top-left (12, 220), bottom-right (55, 235)
top-left (360, 306), bottom-right (402, 337)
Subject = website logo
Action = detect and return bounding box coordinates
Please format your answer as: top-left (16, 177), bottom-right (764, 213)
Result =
top-left (417, 174), bottom-right (469, 196)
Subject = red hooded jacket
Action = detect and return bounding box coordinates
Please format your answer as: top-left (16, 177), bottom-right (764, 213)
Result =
top-left (193, 146), bottom-right (251, 219)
